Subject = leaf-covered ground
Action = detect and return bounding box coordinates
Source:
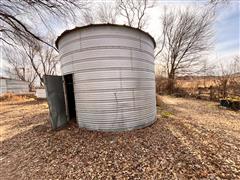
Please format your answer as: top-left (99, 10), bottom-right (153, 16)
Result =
top-left (0, 96), bottom-right (239, 179)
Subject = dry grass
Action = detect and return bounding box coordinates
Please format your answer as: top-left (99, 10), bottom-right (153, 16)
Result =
top-left (0, 93), bottom-right (35, 102)
top-left (0, 96), bottom-right (240, 179)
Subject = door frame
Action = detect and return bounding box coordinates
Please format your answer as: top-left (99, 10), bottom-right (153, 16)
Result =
top-left (63, 73), bottom-right (77, 122)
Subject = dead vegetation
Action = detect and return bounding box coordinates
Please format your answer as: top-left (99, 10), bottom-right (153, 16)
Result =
top-left (0, 96), bottom-right (240, 179)
top-left (0, 93), bottom-right (36, 102)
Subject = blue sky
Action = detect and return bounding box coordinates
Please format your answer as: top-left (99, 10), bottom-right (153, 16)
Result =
top-left (148, 0), bottom-right (239, 65)
top-left (215, 2), bottom-right (239, 58)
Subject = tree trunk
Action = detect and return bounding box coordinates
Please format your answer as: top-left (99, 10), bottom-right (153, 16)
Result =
top-left (222, 80), bottom-right (228, 98)
top-left (167, 72), bottom-right (175, 94)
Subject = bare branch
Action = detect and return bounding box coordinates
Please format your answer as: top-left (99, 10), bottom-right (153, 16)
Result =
top-left (117, 0), bottom-right (155, 29)
top-left (157, 7), bottom-right (214, 93)
top-left (96, 2), bottom-right (119, 24)
top-left (0, 0), bottom-right (89, 48)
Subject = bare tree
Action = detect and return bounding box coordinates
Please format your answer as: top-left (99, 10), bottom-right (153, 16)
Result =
top-left (216, 64), bottom-right (231, 98)
top-left (117, 0), bottom-right (155, 29)
top-left (19, 40), bottom-right (42, 83)
top-left (3, 47), bottom-right (38, 89)
top-left (157, 7), bottom-right (214, 94)
top-left (81, 8), bottom-right (95, 25)
top-left (19, 38), bottom-right (59, 85)
top-left (209, 0), bottom-right (229, 5)
top-left (232, 55), bottom-right (240, 95)
top-left (232, 55), bottom-right (240, 74)
top-left (39, 44), bottom-right (59, 76)
top-left (214, 55), bottom-right (240, 98)
top-left (201, 60), bottom-right (216, 88)
top-left (80, 2), bottom-right (119, 25)
top-left (0, 0), bottom-right (88, 48)
top-left (96, 2), bottom-right (119, 24)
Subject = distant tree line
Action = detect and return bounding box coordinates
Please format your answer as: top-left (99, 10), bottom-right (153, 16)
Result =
top-left (1, 0), bottom-right (236, 94)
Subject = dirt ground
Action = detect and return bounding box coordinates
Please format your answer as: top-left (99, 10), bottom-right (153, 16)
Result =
top-left (0, 96), bottom-right (239, 179)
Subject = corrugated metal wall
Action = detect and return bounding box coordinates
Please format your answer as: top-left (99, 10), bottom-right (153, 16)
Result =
top-left (36, 89), bottom-right (46, 98)
top-left (0, 79), bottom-right (29, 95)
top-left (58, 25), bottom-right (156, 131)
top-left (0, 79), bottom-right (7, 95)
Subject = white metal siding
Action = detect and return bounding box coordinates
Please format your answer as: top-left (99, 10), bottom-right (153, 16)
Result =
top-left (36, 89), bottom-right (46, 98)
top-left (6, 79), bottom-right (29, 94)
top-left (59, 25), bottom-right (156, 131)
top-left (0, 79), bottom-right (7, 95)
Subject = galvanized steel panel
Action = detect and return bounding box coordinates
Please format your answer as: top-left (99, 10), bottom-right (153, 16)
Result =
top-left (60, 38), bottom-right (153, 55)
top-left (36, 88), bottom-right (46, 98)
top-left (60, 49), bottom-right (154, 64)
top-left (0, 79), bottom-right (7, 95)
top-left (58, 25), bottom-right (156, 131)
top-left (58, 26), bottom-right (155, 50)
top-left (1, 79), bottom-right (29, 94)
top-left (44, 75), bottom-right (68, 130)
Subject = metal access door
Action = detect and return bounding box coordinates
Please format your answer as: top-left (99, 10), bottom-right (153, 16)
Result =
top-left (44, 75), bottom-right (68, 130)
